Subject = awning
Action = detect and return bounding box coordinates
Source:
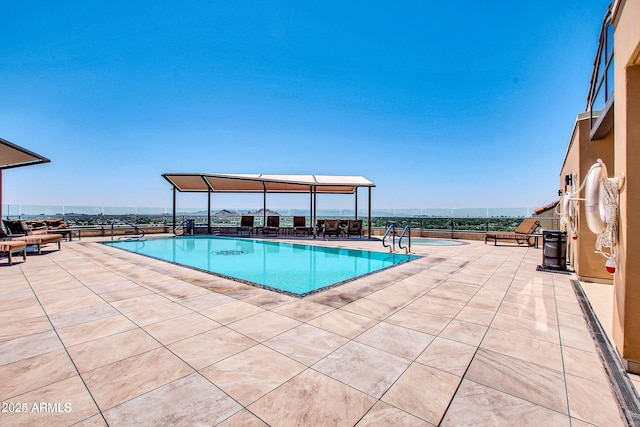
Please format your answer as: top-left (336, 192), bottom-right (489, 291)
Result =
top-left (162, 172), bottom-right (376, 238)
top-left (0, 137), bottom-right (50, 170)
top-left (162, 173), bottom-right (375, 193)
top-left (0, 137), bottom-right (51, 219)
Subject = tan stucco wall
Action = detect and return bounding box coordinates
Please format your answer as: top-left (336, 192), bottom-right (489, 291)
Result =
top-left (612, 0), bottom-right (640, 367)
top-left (559, 115), bottom-right (613, 282)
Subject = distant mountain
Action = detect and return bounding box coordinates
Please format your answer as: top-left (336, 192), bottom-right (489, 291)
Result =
top-left (213, 209), bottom-right (239, 216)
top-left (246, 208), bottom-right (281, 216)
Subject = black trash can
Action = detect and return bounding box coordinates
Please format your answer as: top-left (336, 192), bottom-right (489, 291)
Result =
top-left (542, 230), bottom-right (567, 270)
top-left (184, 219), bottom-right (195, 235)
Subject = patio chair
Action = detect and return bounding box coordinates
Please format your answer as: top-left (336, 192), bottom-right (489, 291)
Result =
top-left (3, 219), bottom-right (30, 235)
top-left (346, 219), bottom-right (363, 238)
top-left (485, 218), bottom-right (540, 246)
top-left (293, 216), bottom-right (312, 236)
top-left (262, 216), bottom-right (280, 236)
top-left (2, 219), bottom-right (63, 254)
top-left (315, 219), bottom-right (325, 236)
top-left (237, 215), bottom-right (254, 236)
top-left (323, 219), bottom-right (341, 238)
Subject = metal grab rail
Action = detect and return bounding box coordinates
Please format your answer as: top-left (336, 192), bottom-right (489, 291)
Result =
top-left (173, 219), bottom-right (188, 236)
top-left (111, 221), bottom-right (145, 240)
top-left (398, 226), bottom-right (411, 253)
top-left (382, 222), bottom-right (398, 252)
top-left (173, 218), bottom-right (199, 236)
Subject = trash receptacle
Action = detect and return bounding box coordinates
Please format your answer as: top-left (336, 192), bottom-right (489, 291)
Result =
top-left (542, 230), bottom-right (566, 270)
top-left (185, 219), bottom-right (195, 235)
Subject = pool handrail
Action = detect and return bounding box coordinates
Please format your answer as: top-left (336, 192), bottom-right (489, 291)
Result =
top-left (173, 219), bottom-right (192, 236)
top-left (382, 222), bottom-right (399, 252)
top-left (398, 225), bottom-right (411, 253)
top-left (111, 220), bottom-right (145, 240)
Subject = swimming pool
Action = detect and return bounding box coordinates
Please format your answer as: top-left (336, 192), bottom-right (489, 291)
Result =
top-left (103, 236), bottom-right (418, 296)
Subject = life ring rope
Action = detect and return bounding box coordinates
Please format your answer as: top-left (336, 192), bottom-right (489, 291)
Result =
top-left (595, 175), bottom-right (619, 259)
top-left (565, 159), bottom-right (622, 274)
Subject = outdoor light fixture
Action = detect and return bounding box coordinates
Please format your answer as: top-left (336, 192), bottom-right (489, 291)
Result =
top-left (558, 189), bottom-right (563, 196)
top-left (565, 174), bottom-right (573, 186)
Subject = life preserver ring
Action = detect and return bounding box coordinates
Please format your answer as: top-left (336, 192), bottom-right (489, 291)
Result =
top-left (585, 160), bottom-right (607, 234)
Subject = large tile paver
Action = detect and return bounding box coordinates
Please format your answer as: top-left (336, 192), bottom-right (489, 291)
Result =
top-left (82, 347), bottom-right (193, 411)
top-left (416, 336), bottom-right (477, 376)
top-left (143, 311), bottom-right (221, 344)
top-left (0, 349), bottom-right (78, 401)
top-left (0, 376), bottom-right (99, 427)
top-left (441, 379), bottom-right (571, 426)
top-left (480, 327), bottom-right (564, 372)
top-left (227, 310), bottom-right (301, 342)
top-left (381, 362), bottom-right (462, 425)
top-left (168, 327), bottom-right (257, 370)
top-left (307, 309), bottom-right (377, 339)
top-left (67, 328), bottom-right (161, 372)
top-left (200, 345), bottom-right (305, 406)
top-left (465, 348), bottom-right (568, 414)
top-left (248, 369), bottom-right (376, 426)
top-left (313, 341), bottom-right (411, 398)
top-left (0, 331), bottom-right (62, 365)
top-left (565, 373), bottom-right (626, 427)
top-left (103, 373), bottom-right (241, 426)
top-left (264, 323), bottom-right (348, 366)
top-left (356, 401), bottom-right (434, 426)
top-left (354, 321), bottom-right (435, 359)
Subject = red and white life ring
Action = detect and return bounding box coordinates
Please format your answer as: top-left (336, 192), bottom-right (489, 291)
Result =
top-left (585, 159), bottom-right (608, 235)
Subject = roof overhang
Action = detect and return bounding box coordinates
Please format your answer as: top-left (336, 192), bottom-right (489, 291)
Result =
top-left (0, 137), bottom-right (50, 170)
top-left (162, 173), bottom-right (375, 194)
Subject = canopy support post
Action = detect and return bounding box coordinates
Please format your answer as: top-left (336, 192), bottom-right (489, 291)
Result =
top-left (263, 182), bottom-right (267, 229)
top-left (313, 186), bottom-right (317, 239)
top-left (355, 187), bottom-right (358, 220)
top-left (207, 190), bottom-right (211, 235)
top-left (172, 185), bottom-right (177, 231)
top-left (368, 186), bottom-right (372, 239)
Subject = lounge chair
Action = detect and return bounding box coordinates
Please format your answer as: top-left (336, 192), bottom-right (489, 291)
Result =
top-left (315, 219), bottom-right (325, 236)
top-left (346, 219), bottom-right (363, 238)
top-left (262, 216), bottom-right (280, 236)
top-left (323, 219), bottom-right (341, 238)
top-left (293, 216), bottom-right (312, 236)
top-left (0, 240), bottom-right (27, 265)
top-left (2, 219), bottom-right (63, 254)
top-left (485, 218), bottom-right (540, 246)
top-left (237, 215), bottom-right (254, 236)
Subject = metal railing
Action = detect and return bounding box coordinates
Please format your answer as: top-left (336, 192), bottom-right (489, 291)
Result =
top-left (383, 222), bottom-right (412, 253)
top-left (110, 221), bottom-right (145, 240)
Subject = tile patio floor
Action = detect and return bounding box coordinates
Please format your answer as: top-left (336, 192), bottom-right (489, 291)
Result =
top-left (0, 236), bottom-right (629, 426)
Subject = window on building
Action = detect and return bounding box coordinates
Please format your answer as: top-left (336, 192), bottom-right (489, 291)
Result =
top-left (588, 5), bottom-right (615, 140)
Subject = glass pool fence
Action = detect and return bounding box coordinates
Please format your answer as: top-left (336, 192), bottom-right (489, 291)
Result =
top-left (2, 205), bottom-right (557, 233)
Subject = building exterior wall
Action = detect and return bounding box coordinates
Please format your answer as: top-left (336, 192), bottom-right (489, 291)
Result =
top-left (559, 115), bottom-right (613, 283)
top-left (611, 0), bottom-right (640, 370)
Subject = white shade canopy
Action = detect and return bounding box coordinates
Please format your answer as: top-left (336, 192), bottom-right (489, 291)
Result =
top-left (162, 173), bottom-right (375, 194)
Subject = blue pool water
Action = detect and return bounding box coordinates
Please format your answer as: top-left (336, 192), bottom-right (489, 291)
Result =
top-left (103, 236), bottom-right (418, 296)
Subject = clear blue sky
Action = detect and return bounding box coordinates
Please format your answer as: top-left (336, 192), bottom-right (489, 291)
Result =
top-left (1, 1), bottom-right (610, 212)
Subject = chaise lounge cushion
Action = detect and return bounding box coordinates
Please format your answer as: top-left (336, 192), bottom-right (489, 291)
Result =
top-left (11, 234), bottom-right (62, 254)
top-left (1, 222), bottom-right (62, 254)
top-left (485, 218), bottom-right (540, 246)
top-left (0, 240), bottom-right (27, 265)
top-left (45, 219), bottom-right (68, 230)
